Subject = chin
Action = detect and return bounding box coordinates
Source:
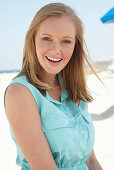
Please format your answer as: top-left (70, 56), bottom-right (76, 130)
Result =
top-left (44, 68), bottom-right (61, 75)
top-left (46, 70), bottom-right (60, 75)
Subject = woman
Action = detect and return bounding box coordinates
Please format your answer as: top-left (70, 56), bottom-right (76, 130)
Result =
top-left (4, 3), bottom-right (103, 170)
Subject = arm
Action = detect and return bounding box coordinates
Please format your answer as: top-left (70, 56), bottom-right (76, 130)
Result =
top-left (86, 149), bottom-right (103, 170)
top-left (5, 84), bottom-right (58, 170)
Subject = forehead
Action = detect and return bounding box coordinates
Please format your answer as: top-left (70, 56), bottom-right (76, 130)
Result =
top-left (37, 15), bottom-right (76, 37)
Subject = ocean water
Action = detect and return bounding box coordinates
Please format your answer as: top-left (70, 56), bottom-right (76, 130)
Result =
top-left (0, 70), bottom-right (20, 74)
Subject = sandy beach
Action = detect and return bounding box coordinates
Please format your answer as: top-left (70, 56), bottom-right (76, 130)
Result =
top-left (0, 69), bottom-right (114, 170)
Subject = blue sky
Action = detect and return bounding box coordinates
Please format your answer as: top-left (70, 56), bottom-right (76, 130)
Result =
top-left (0, 0), bottom-right (114, 70)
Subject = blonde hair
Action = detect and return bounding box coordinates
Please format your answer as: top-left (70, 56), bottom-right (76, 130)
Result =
top-left (16, 2), bottom-right (100, 104)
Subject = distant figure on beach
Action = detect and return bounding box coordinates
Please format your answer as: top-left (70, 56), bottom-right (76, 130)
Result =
top-left (4, 3), bottom-right (103, 170)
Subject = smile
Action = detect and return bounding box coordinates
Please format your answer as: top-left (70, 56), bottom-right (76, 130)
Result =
top-left (45, 56), bottom-right (63, 62)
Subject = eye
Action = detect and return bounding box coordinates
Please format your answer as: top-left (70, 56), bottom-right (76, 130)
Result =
top-left (42, 37), bottom-right (52, 41)
top-left (62, 40), bottom-right (71, 44)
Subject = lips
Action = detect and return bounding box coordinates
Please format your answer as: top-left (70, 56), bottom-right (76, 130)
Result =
top-left (45, 56), bottom-right (63, 62)
top-left (45, 55), bottom-right (63, 67)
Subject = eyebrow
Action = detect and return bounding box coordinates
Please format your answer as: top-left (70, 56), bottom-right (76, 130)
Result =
top-left (62, 36), bottom-right (73, 40)
top-left (42, 34), bottom-right (73, 40)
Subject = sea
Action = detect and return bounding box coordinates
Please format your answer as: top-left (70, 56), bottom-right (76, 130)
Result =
top-left (0, 70), bottom-right (20, 74)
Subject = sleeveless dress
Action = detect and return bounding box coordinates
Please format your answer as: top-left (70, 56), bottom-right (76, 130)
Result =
top-left (4, 73), bottom-right (95, 170)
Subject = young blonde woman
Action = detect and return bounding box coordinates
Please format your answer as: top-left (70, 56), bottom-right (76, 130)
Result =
top-left (4, 3), bottom-right (103, 170)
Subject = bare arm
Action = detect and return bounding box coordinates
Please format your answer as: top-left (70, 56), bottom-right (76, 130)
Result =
top-left (5, 84), bottom-right (58, 170)
top-left (86, 149), bottom-right (103, 170)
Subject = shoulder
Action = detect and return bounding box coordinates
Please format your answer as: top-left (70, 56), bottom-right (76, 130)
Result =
top-left (5, 74), bottom-right (39, 107)
top-left (5, 83), bottom-right (38, 118)
top-left (5, 83), bottom-right (42, 136)
top-left (79, 100), bottom-right (88, 110)
top-left (5, 83), bottom-right (33, 101)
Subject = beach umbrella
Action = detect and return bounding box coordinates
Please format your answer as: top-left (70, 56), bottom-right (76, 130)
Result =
top-left (100, 7), bottom-right (114, 23)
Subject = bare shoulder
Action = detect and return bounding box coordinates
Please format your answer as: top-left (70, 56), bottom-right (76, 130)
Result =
top-left (5, 83), bottom-right (57, 170)
top-left (5, 83), bottom-right (42, 138)
top-left (5, 83), bottom-right (39, 121)
top-left (5, 83), bottom-right (34, 104)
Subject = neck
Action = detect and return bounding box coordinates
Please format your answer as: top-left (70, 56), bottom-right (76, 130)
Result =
top-left (42, 72), bottom-right (59, 87)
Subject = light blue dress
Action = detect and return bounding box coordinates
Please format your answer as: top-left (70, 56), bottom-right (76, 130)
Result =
top-left (4, 73), bottom-right (95, 170)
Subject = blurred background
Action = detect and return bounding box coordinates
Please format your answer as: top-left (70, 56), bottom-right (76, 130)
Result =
top-left (0, 0), bottom-right (114, 169)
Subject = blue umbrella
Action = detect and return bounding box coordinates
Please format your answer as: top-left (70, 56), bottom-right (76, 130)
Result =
top-left (100, 7), bottom-right (114, 23)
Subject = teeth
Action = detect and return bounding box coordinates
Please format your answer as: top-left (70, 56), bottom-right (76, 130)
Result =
top-left (46, 56), bottom-right (61, 61)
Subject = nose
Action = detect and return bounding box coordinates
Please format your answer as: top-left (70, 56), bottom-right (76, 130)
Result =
top-left (50, 42), bottom-right (61, 54)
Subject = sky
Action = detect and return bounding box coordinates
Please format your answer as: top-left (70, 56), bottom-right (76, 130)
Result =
top-left (0, 0), bottom-right (114, 71)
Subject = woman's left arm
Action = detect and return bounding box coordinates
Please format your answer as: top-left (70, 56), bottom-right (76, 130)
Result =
top-left (86, 149), bottom-right (103, 170)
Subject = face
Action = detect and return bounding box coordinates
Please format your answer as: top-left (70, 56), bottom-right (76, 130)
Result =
top-left (35, 15), bottom-right (76, 76)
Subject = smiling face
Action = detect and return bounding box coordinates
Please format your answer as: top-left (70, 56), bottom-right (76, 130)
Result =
top-left (35, 15), bottom-right (76, 76)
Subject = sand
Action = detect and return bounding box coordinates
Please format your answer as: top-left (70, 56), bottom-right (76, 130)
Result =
top-left (87, 70), bottom-right (114, 169)
top-left (0, 70), bottom-right (114, 170)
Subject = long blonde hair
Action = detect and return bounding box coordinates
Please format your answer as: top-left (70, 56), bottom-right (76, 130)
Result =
top-left (16, 3), bottom-right (100, 104)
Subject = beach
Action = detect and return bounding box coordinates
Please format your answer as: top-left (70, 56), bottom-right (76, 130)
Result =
top-left (0, 69), bottom-right (114, 170)
top-left (87, 69), bottom-right (114, 169)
